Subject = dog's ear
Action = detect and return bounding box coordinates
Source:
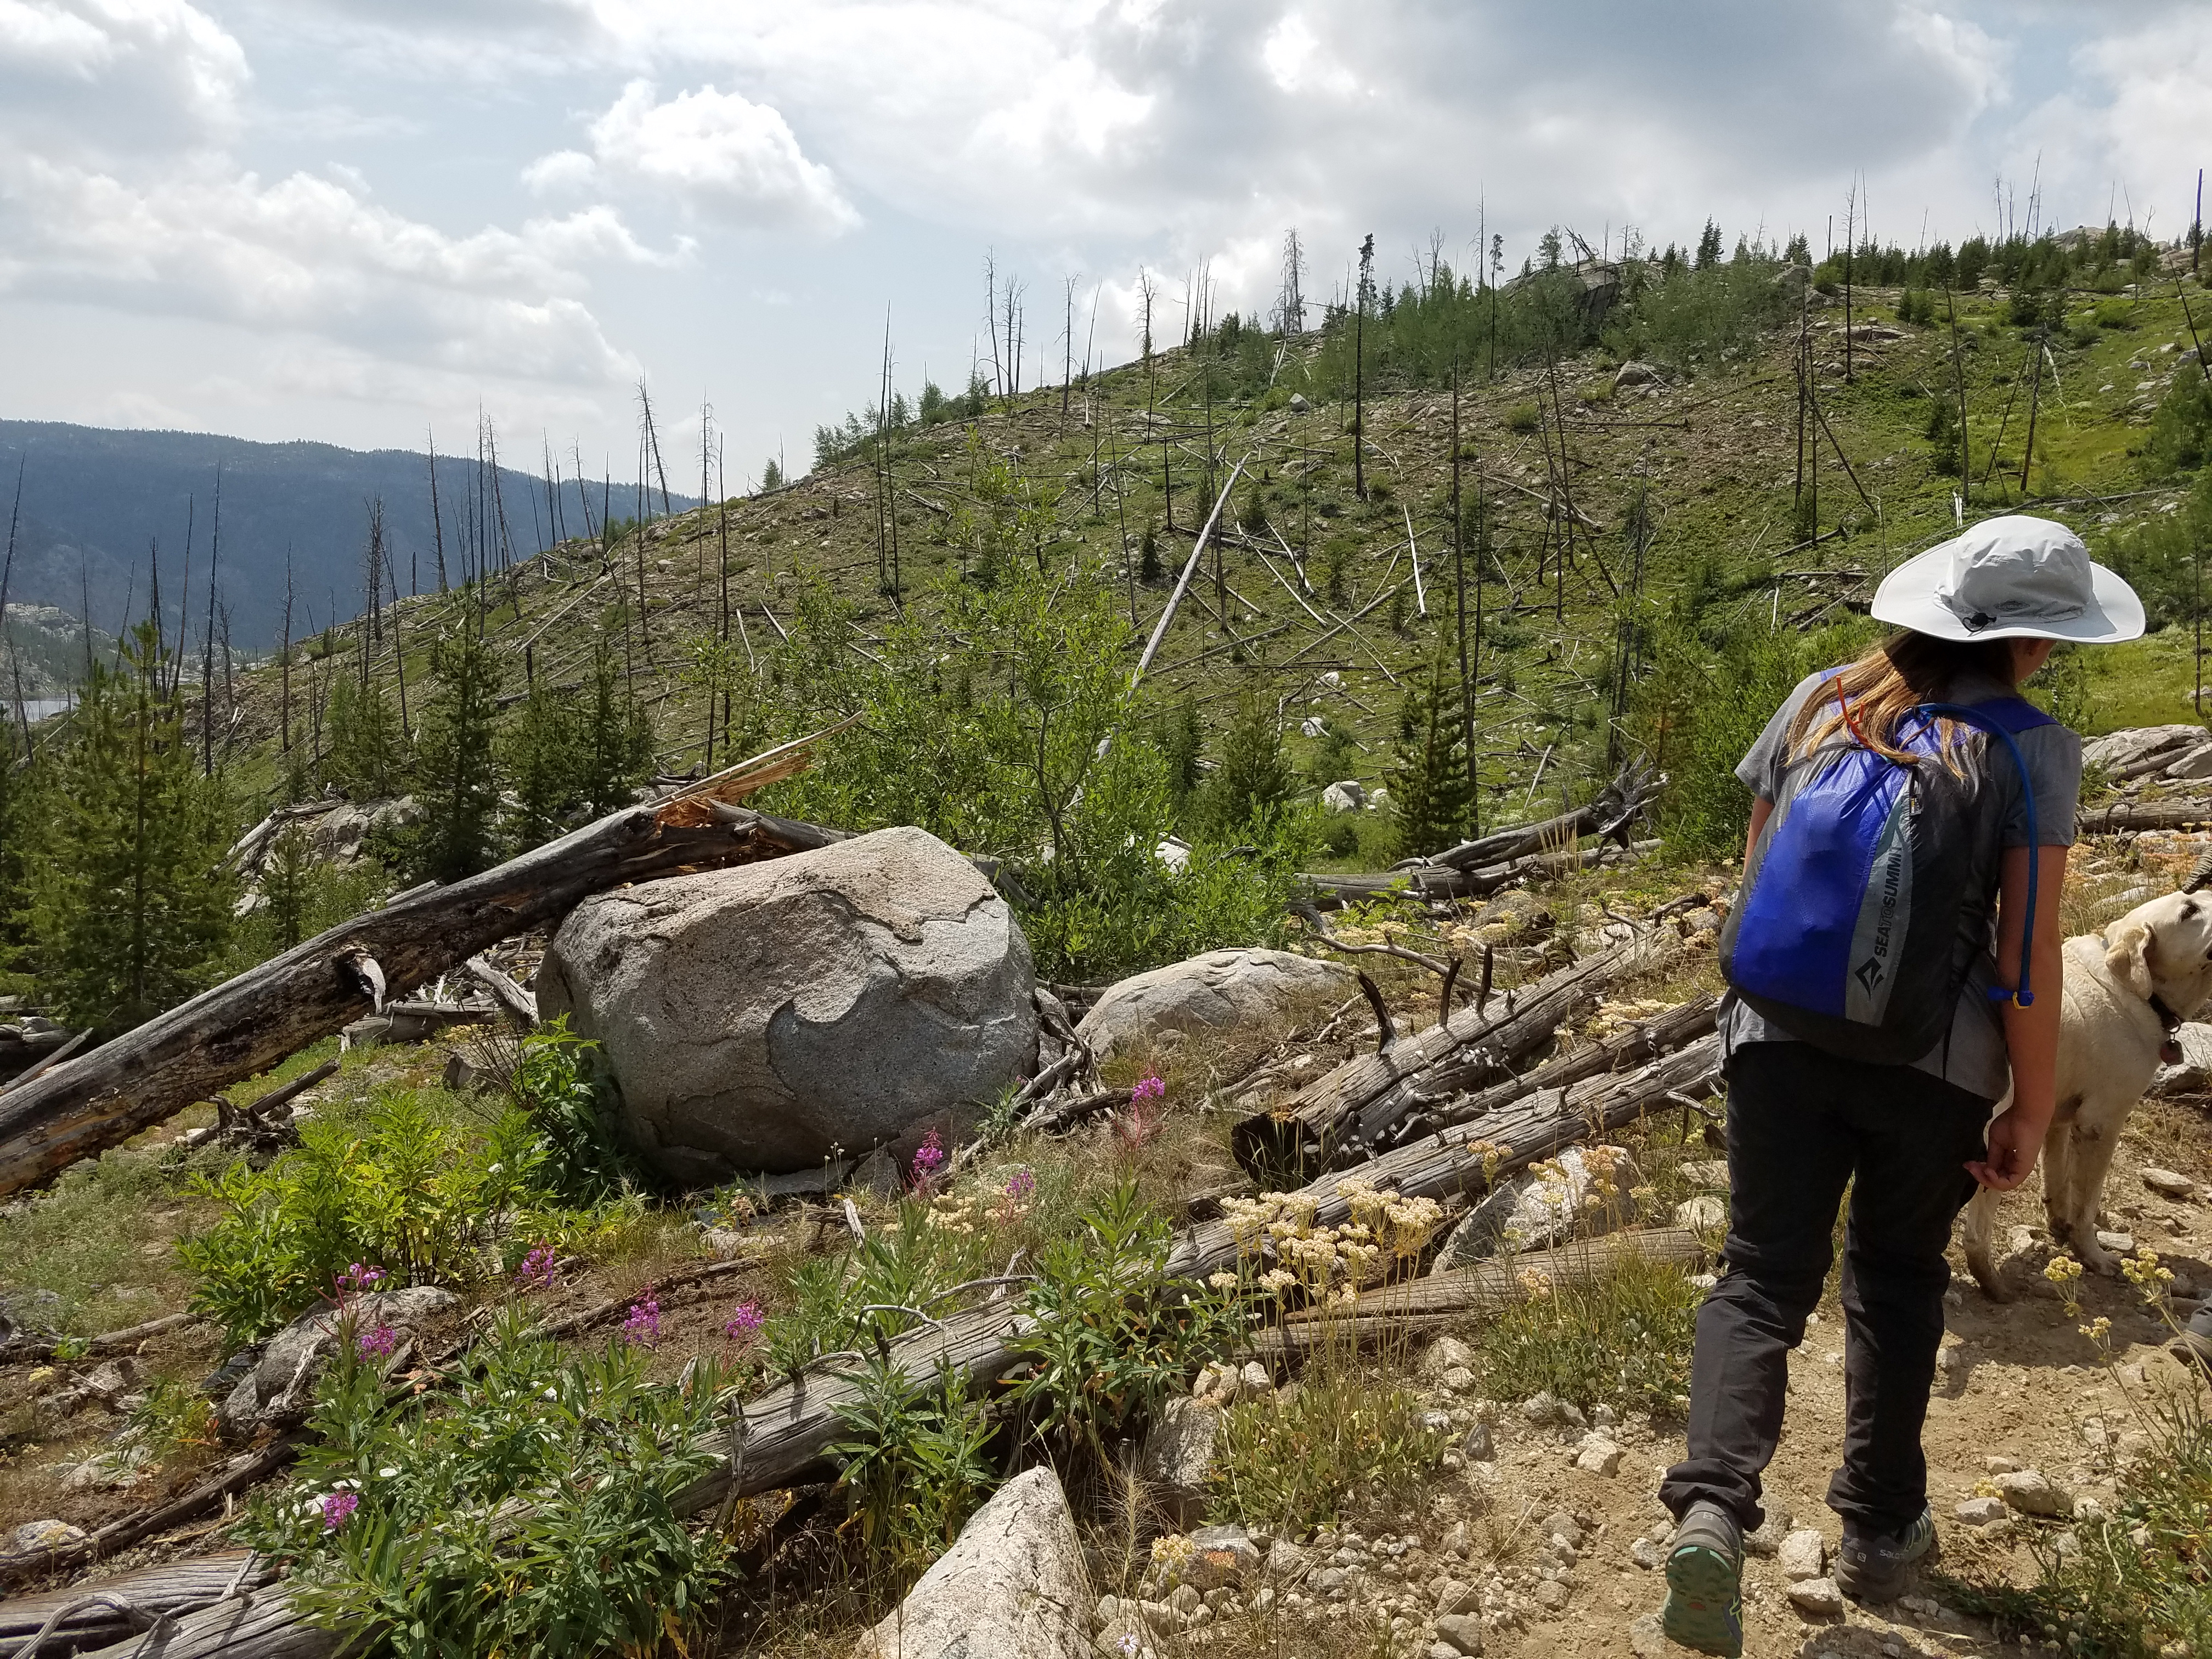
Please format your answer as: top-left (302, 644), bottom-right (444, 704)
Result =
top-left (2107, 915), bottom-right (2158, 1000)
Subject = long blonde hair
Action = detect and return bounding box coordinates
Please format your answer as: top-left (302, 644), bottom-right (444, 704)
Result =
top-left (1787, 631), bottom-right (2019, 772)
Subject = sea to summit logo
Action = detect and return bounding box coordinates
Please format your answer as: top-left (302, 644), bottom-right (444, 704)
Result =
top-left (1854, 955), bottom-right (1887, 994)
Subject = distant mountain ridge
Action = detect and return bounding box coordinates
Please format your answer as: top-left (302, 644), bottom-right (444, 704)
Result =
top-left (0, 421), bottom-right (692, 659)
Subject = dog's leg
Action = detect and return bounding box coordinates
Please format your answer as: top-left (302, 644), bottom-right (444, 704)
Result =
top-left (1961, 1185), bottom-right (2011, 1301)
top-left (2059, 1105), bottom-right (2131, 1275)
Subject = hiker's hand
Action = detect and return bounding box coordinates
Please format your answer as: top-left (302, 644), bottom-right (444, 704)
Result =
top-left (1967, 1107), bottom-right (2045, 1192)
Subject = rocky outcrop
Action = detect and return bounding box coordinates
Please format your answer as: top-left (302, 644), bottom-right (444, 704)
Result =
top-left (1075, 950), bottom-right (1352, 1063)
top-left (219, 1286), bottom-right (457, 1438)
top-left (851, 1466), bottom-right (1090, 1659)
top-left (538, 826), bottom-right (1037, 1183)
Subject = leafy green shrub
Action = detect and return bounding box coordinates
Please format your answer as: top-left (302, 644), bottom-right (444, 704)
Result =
top-left (1010, 1182), bottom-right (1243, 1468)
top-left (179, 1032), bottom-right (635, 1345)
top-left (1504, 402), bottom-right (1541, 433)
top-left (830, 1355), bottom-right (996, 1576)
top-left (1471, 1252), bottom-right (1703, 1413)
top-left (2094, 299), bottom-right (2137, 330)
top-left (2148, 371), bottom-right (2212, 473)
top-left (1207, 1357), bottom-right (1443, 1532)
top-left (256, 1307), bottom-right (736, 1659)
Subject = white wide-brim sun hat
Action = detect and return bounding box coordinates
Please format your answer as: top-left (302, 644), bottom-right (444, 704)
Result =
top-left (1871, 514), bottom-right (2145, 644)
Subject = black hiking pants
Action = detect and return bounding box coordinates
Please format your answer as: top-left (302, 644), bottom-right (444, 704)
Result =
top-left (1658, 1040), bottom-right (1989, 1537)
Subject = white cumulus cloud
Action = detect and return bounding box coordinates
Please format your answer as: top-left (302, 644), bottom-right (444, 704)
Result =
top-left (527, 79), bottom-right (857, 234)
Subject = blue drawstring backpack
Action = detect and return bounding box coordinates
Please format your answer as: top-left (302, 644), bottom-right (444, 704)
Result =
top-left (1718, 675), bottom-right (2051, 1064)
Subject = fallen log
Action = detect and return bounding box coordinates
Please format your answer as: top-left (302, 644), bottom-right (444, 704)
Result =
top-left (1301, 839), bottom-right (1658, 910)
top-left (1412, 759), bottom-right (1663, 874)
top-left (1378, 992), bottom-right (1721, 1151)
top-left (1249, 1227), bottom-right (1705, 1355)
top-left (1229, 932), bottom-right (1672, 1179)
top-left (2078, 797), bottom-right (2212, 834)
top-left (0, 1554), bottom-right (278, 1658)
top-left (70, 1590), bottom-right (347, 1659)
top-left (460, 957), bottom-right (538, 1028)
top-left (1185, 1033), bottom-right (1723, 1280)
top-left (0, 739), bottom-right (835, 1199)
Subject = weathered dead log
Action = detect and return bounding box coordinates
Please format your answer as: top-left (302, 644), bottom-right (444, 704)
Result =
top-left (0, 1554), bottom-right (277, 1657)
top-left (461, 957), bottom-right (538, 1028)
top-left (2078, 797), bottom-right (2212, 834)
top-left (69, 1591), bottom-right (349, 1659)
top-left (1413, 759), bottom-right (1664, 874)
top-left (1230, 933), bottom-right (1672, 1178)
top-left (1249, 1228), bottom-right (1706, 1355)
top-left (0, 743), bottom-right (834, 1198)
top-left (1377, 992), bottom-right (1721, 1150)
top-left (1300, 839), bottom-right (1658, 910)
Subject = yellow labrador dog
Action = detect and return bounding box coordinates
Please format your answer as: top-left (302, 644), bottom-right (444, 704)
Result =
top-left (1963, 889), bottom-right (2212, 1299)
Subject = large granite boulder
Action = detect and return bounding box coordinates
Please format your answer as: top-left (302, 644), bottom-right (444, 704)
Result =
top-left (1075, 949), bottom-right (1353, 1062)
top-left (853, 1466), bottom-right (1091, 1659)
top-left (538, 826), bottom-right (1037, 1183)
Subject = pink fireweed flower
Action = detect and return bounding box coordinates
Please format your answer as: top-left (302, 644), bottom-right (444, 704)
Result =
top-left (321, 1491), bottom-right (359, 1530)
top-left (514, 1245), bottom-right (559, 1291)
top-left (723, 1301), bottom-right (765, 1342)
top-left (1131, 1074), bottom-right (1165, 1104)
top-left (909, 1128), bottom-right (946, 1188)
top-left (338, 1263), bottom-right (387, 1294)
top-left (1003, 1167), bottom-right (1036, 1203)
top-left (620, 1295), bottom-right (661, 1348)
top-left (356, 1323), bottom-right (398, 1359)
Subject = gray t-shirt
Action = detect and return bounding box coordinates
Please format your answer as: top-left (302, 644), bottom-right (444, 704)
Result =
top-left (1720, 669), bottom-right (2083, 1102)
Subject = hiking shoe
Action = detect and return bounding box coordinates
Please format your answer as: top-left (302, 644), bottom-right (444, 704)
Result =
top-left (1661, 1500), bottom-right (1744, 1658)
top-left (1835, 1506), bottom-right (1937, 1604)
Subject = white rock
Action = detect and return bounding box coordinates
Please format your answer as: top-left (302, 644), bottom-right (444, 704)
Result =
top-left (1788, 1577), bottom-right (1846, 1618)
top-left (1778, 1528), bottom-right (1826, 1582)
top-left (1074, 949), bottom-right (1354, 1064)
top-left (221, 1286), bottom-right (458, 1438)
top-left (1744, 1508), bottom-right (1792, 1557)
top-left (1436, 1146), bottom-right (1641, 1265)
top-left (1322, 781), bottom-right (1366, 814)
top-left (1629, 1537), bottom-right (1667, 1571)
top-left (2096, 1230), bottom-right (2136, 1256)
top-left (1954, 1496), bottom-right (2007, 1526)
top-left (1674, 1196), bottom-right (1727, 1229)
top-left (1571, 1435), bottom-right (1623, 1476)
top-left (1995, 1469), bottom-right (2071, 1517)
top-left (1140, 1397), bottom-right (1222, 1526)
top-left (2142, 1167), bottom-right (2197, 1200)
top-left (1419, 1336), bottom-right (1477, 1379)
top-left (1435, 1611), bottom-right (1486, 1654)
top-left (5, 1520), bottom-right (86, 1556)
top-left (539, 826), bottom-right (1039, 1182)
top-left (853, 1467), bottom-right (1091, 1659)
top-left (1678, 1159), bottom-right (1730, 1190)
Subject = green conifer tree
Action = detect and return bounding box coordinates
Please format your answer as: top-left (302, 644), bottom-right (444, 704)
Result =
top-left (1390, 658), bottom-right (1474, 859)
top-left (1160, 694), bottom-right (1204, 803)
top-left (27, 623), bottom-right (237, 1034)
top-left (411, 624), bottom-right (505, 882)
top-left (1204, 689), bottom-right (1294, 835)
top-left (261, 822), bottom-right (315, 952)
top-left (323, 672), bottom-right (407, 799)
top-left (504, 678), bottom-right (585, 846)
top-left (577, 633), bottom-right (654, 817)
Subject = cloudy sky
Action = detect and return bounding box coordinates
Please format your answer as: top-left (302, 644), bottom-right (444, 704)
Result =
top-left (2, 0), bottom-right (2205, 488)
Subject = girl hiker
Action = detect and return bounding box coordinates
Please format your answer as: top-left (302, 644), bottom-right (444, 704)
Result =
top-left (1655, 516), bottom-right (2145, 1657)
